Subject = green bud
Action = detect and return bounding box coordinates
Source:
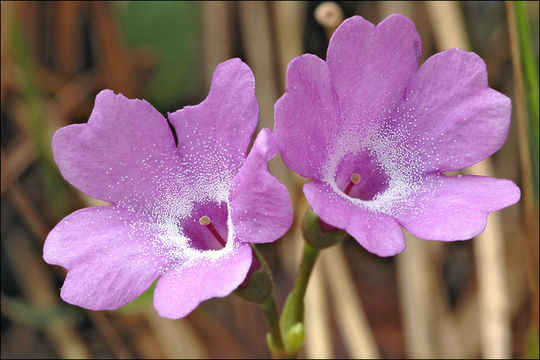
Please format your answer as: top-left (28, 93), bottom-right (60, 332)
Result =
top-left (234, 244), bottom-right (273, 304)
top-left (284, 322), bottom-right (305, 355)
top-left (302, 206), bottom-right (346, 249)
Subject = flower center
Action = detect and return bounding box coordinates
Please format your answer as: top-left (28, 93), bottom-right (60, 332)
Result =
top-left (335, 150), bottom-right (389, 201)
top-left (181, 201), bottom-right (229, 251)
top-left (199, 215), bottom-right (227, 248)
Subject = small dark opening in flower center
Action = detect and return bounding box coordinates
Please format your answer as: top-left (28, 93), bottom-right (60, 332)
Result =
top-left (335, 150), bottom-right (389, 201)
top-left (182, 202), bottom-right (228, 250)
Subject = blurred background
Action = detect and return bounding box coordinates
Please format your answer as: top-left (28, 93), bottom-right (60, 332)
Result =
top-left (1, 1), bottom-right (538, 358)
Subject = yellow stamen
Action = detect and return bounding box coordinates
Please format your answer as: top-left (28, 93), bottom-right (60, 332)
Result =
top-left (199, 215), bottom-right (211, 226)
top-left (199, 215), bottom-right (226, 247)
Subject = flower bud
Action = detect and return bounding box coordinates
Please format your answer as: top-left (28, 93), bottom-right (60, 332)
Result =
top-left (284, 322), bottom-right (305, 355)
top-left (235, 245), bottom-right (273, 304)
top-left (302, 206), bottom-right (346, 249)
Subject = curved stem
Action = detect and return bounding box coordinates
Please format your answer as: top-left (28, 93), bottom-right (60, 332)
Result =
top-left (280, 242), bottom-right (320, 354)
top-left (290, 243), bottom-right (320, 311)
top-left (259, 293), bottom-right (285, 355)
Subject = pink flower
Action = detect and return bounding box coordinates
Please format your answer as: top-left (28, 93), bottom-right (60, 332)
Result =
top-left (274, 15), bottom-right (520, 256)
top-left (44, 59), bottom-right (293, 318)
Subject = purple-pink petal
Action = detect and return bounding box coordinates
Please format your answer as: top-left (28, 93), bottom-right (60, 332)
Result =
top-left (396, 49), bottom-right (512, 172)
top-left (229, 128), bottom-right (293, 243)
top-left (52, 90), bottom-right (178, 209)
top-left (303, 181), bottom-right (406, 257)
top-left (274, 54), bottom-right (339, 179)
top-left (327, 14), bottom-right (421, 131)
top-left (43, 207), bottom-right (168, 310)
top-left (396, 174), bottom-right (521, 241)
top-left (274, 14), bottom-right (519, 256)
top-left (153, 242), bottom-right (253, 319)
top-left (46, 57), bottom-right (294, 317)
top-left (168, 58), bottom-right (258, 179)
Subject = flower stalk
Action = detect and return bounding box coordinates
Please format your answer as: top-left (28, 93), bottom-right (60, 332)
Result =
top-left (235, 244), bottom-right (286, 357)
top-left (259, 294), bottom-right (287, 358)
top-left (279, 207), bottom-right (346, 356)
top-left (279, 241), bottom-right (319, 355)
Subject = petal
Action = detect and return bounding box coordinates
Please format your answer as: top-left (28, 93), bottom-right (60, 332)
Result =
top-left (153, 242), bottom-right (252, 319)
top-left (229, 129), bottom-right (293, 243)
top-left (43, 207), bottom-right (169, 310)
top-left (397, 49), bottom-right (511, 172)
top-left (168, 58), bottom-right (258, 178)
top-left (52, 90), bottom-right (178, 208)
top-left (396, 174), bottom-right (520, 240)
top-left (327, 15), bottom-right (421, 131)
top-left (304, 181), bottom-right (405, 256)
top-left (274, 54), bottom-right (339, 179)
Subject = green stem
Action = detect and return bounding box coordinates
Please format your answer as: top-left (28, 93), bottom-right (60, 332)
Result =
top-left (290, 243), bottom-right (320, 309)
top-left (259, 294), bottom-right (285, 357)
top-left (236, 244), bottom-right (285, 358)
top-left (279, 242), bottom-right (320, 355)
top-left (514, 1), bottom-right (540, 202)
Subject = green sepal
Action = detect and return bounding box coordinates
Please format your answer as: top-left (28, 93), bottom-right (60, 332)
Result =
top-left (234, 244), bottom-right (273, 304)
top-left (302, 206), bottom-right (346, 249)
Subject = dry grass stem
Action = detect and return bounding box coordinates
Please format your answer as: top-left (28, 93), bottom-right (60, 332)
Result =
top-left (238, 1), bottom-right (278, 131)
top-left (304, 261), bottom-right (334, 358)
top-left (142, 305), bottom-right (208, 359)
top-left (91, 2), bottom-right (136, 97)
top-left (321, 245), bottom-right (380, 358)
top-left (238, 1), bottom-right (293, 194)
top-left (201, 1), bottom-right (232, 87)
top-left (425, 1), bottom-right (469, 52)
top-left (1, 160), bottom-right (49, 240)
top-left (272, 1), bottom-right (305, 91)
top-left (396, 234), bottom-right (439, 357)
top-left (0, 141), bottom-right (37, 194)
top-left (3, 230), bottom-right (90, 358)
top-left (55, 2), bottom-right (81, 76)
top-left (87, 312), bottom-right (133, 359)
